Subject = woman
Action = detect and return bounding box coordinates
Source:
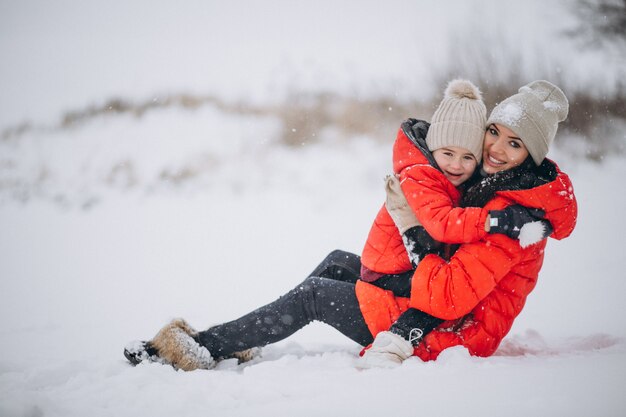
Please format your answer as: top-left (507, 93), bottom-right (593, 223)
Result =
top-left (124, 80), bottom-right (576, 371)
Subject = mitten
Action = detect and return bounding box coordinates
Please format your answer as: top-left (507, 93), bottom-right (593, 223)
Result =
top-left (488, 204), bottom-right (553, 241)
top-left (402, 225), bottom-right (443, 267)
top-left (385, 174), bottom-right (420, 234)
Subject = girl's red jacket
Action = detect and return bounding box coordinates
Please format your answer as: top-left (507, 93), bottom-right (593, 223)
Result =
top-left (361, 124), bottom-right (489, 275)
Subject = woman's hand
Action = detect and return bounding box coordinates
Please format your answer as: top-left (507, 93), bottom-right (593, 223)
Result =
top-left (487, 205), bottom-right (553, 244)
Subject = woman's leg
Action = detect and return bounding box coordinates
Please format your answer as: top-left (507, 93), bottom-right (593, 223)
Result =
top-left (306, 249), bottom-right (362, 283)
top-left (196, 276), bottom-right (373, 358)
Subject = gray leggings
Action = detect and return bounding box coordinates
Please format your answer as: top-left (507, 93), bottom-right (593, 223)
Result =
top-left (196, 250), bottom-right (374, 358)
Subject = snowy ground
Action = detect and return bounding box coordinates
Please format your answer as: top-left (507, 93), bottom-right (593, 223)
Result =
top-left (1, 1), bottom-right (626, 416)
top-left (1, 109), bottom-right (625, 416)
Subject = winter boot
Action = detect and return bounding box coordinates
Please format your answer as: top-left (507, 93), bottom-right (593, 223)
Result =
top-left (356, 331), bottom-right (414, 369)
top-left (124, 318), bottom-right (215, 371)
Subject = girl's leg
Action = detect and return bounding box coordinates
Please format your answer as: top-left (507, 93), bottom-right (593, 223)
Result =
top-left (306, 249), bottom-right (362, 283)
top-left (196, 276), bottom-right (373, 358)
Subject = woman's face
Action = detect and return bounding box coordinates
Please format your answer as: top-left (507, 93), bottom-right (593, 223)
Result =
top-left (432, 146), bottom-right (478, 186)
top-left (482, 123), bottom-right (530, 174)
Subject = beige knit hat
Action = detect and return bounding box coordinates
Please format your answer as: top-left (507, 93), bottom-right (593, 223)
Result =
top-left (425, 79), bottom-right (487, 162)
top-left (487, 80), bottom-right (569, 165)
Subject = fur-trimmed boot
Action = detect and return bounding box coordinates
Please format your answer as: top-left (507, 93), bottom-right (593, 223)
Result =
top-left (150, 319), bottom-right (215, 371)
top-left (124, 318), bottom-right (215, 371)
top-left (124, 319), bottom-right (263, 370)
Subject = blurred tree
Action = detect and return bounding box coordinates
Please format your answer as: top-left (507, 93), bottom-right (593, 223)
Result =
top-left (567, 0), bottom-right (626, 47)
top-left (560, 0), bottom-right (626, 161)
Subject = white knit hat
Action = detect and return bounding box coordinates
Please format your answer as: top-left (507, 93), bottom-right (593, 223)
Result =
top-left (487, 80), bottom-right (569, 165)
top-left (425, 79), bottom-right (487, 162)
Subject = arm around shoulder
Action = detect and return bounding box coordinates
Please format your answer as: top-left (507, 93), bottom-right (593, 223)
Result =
top-left (399, 166), bottom-right (489, 244)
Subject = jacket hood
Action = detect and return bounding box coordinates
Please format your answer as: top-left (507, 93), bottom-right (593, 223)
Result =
top-left (392, 119), bottom-right (435, 173)
top-left (496, 160), bottom-right (577, 240)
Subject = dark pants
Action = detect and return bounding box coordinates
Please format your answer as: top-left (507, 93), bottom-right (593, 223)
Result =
top-left (196, 250), bottom-right (374, 358)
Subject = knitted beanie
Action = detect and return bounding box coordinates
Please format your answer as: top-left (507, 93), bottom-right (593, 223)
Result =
top-left (487, 80), bottom-right (569, 165)
top-left (425, 79), bottom-right (487, 162)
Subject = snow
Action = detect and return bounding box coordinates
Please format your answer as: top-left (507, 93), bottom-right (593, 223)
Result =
top-left (1, 1), bottom-right (626, 416)
top-left (543, 100), bottom-right (563, 112)
top-left (2, 112), bottom-right (625, 417)
top-left (490, 102), bottom-right (525, 127)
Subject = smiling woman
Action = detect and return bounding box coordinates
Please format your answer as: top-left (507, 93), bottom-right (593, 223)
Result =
top-left (482, 124), bottom-right (529, 174)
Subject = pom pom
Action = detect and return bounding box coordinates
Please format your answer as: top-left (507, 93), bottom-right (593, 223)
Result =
top-left (444, 79), bottom-right (483, 101)
top-left (518, 221), bottom-right (547, 248)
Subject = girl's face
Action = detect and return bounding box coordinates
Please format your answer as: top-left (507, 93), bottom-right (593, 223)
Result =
top-left (432, 146), bottom-right (478, 186)
top-left (482, 123), bottom-right (530, 174)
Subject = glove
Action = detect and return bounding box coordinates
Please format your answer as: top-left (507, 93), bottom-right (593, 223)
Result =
top-left (488, 205), bottom-right (553, 241)
top-left (385, 174), bottom-right (421, 234)
top-left (402, 225), bottom-right (442, 267)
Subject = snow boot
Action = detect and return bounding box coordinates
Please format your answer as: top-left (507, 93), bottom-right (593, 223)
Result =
top-left (124, 319), bottom-right (262, 369)
top-left (356, 331), bottom-right (414, 369)
top-left (124, 339), bottom-right (260, 367)
top-left (124, 318), bottom-right (215, 371)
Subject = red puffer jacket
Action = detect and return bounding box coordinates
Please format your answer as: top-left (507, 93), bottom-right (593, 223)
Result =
top-left (356, 160), bottom-right (577, 360)
top-left (361, 120), bottom-right (488, 275)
